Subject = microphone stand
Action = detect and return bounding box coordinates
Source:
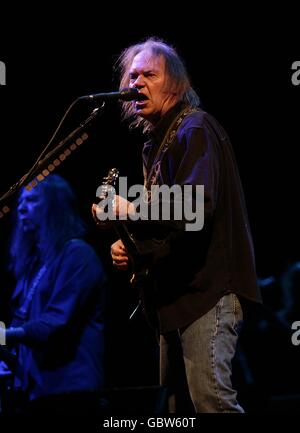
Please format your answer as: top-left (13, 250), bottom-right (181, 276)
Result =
top-left (0, 104), bottom-right (105, 220)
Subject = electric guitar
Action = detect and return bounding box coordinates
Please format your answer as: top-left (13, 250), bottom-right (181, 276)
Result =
top-left (97, 168), bottom-right (152, 316)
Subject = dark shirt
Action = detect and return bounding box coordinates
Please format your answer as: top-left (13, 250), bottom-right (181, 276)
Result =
top-left (12, 238), bottom-right (106, 400)
top-left (134, 102), bottom-right (262, 333)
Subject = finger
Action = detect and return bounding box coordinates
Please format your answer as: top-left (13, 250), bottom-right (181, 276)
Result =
top-left (92, 203), bottom-right (98, 216)
top-left (112, 259), bottom-right (128, 266)
top-left (111, 245), bottom-right (128, 256)
top-left (111, 254), bottom-right (129, 262)
top-left (112, 261), bottom-right (129, 270)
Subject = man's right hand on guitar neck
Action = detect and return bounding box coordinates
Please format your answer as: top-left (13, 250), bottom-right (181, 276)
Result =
top-left (111, 239), bottom-right (129, 270)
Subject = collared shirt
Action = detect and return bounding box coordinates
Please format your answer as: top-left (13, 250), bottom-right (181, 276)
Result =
top-left (12, 239), bottom-right (107, 399)
top-left (143, 102), bottom-right (187, 179)
top-left (133, 104), bottom-right (262, 333)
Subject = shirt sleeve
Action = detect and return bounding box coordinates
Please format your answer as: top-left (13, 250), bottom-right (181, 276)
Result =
top-left (123, 124), bottom-right (220, 259)
top-left (136, 124), bottom-right (219, 226)
top-left (173, 124), bottom-right (219, 220)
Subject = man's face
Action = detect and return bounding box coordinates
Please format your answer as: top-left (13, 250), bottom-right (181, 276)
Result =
top-left (17, 188), bottom-right (45, 233)
top-left (129, 50), bottom-right (178, 125)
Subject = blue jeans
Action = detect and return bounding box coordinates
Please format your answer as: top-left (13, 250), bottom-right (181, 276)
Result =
top-left (159, 293), bottom-right (244, 413)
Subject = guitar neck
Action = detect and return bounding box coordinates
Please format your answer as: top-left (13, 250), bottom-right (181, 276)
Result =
top-left (113, 224), bottom-right (138, 259)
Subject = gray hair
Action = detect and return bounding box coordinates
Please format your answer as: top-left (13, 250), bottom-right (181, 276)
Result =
top-left (115, 37), bottom-right (200, 132)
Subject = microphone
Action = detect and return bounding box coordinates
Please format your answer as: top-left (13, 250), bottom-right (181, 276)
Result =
top-left (78, 87), bottom-right (144, 102)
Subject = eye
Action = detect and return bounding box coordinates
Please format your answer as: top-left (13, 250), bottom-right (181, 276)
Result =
top-left (18, 195), bottom-right (39, 206)
top-left (129, 73), bottom-right (138, 81)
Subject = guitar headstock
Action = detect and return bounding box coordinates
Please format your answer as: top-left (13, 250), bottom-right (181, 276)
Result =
top-left (105, 168), bottom-right (119, 187)
top-left (97, 168), bottom-right (119, 200)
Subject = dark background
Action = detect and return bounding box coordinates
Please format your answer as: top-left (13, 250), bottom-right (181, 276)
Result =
top-left (0, 8), bottom-right (299, 412)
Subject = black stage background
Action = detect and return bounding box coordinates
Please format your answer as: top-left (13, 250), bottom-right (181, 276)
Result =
top-left (0, 8), bottom-right (299, 415)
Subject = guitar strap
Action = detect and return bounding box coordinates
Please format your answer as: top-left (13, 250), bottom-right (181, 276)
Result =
top-left (133, 106), bottom-right (198, 326)
top-left (144, 106), bottom-right (199, 193)
top-left (13, 264), bottom-right (47, 326)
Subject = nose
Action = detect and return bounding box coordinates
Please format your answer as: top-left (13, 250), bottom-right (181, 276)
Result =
top-left (18, 200), bottom-right (28, 215)
top-left (132, 75), bottom-right (145, 89)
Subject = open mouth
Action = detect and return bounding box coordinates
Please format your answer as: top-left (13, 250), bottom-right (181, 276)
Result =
top-left (135, 95), bottom-right (148, 108)
top-left (136, 93), bottom-right (148, 102)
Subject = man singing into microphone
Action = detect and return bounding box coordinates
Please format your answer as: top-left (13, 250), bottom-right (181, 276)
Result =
top-left (93, 37), bottom-right (262, 413)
